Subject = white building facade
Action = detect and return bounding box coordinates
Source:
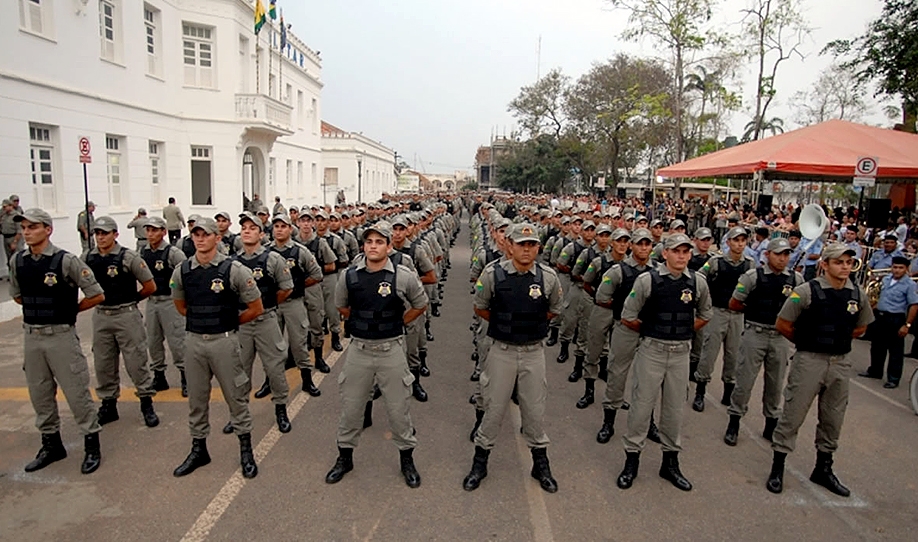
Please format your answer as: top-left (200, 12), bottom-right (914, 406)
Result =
top-left (1, 0), bottom-right (324, 253)
top-left (321, 122), bottom-right (395, 205)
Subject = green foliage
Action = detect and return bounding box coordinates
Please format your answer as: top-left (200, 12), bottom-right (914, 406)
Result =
top-left (460, 181), bottom-right (479, 191)
top-left (495, 135), bottom-right (574, 194)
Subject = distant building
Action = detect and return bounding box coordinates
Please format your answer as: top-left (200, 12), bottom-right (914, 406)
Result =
top-left (475, 136), bottom-right (511, 190)
top-left (321, 122), bottom-right (395, 204)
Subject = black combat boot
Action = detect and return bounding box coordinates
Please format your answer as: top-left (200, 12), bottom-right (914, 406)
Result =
top-left (568, 355), bottom-right (584, 382)
top-left (238, 433), bottom-right (258, 479)
top-left (97, 398), bottom-right (119, 425)
top-left (469, 362), bottom-right (481, 382)
top-left (659, 451), bottom-right (692, 491)
top-left (616, 452), bottom-right (640, 489)
top-left (545, 327), bottom-right (559, 347)
top-left (596, 408), bottom-right (617, 444)
top-left (431, 303), bottom-right (441, 317)
top-left (139, 396), bottom-right (159, 428)
top-left (724, 414), bottom-right (741, 446)
top-left (469, 409), bottom-right (484, 442)
top-left (425, 321), bottom-right (435, 341)
top-left (173, 438), bottom-right (211, 477)
top-left (411, 369), bottom-right (428, 402)
top-left (576, 378), bottom-right (595, 409)
top-left (253, 377), bottom-right (272, 399)
top-left (766, 451), bottom-right (786, 493)
top-left (598, 356), bottom-right (609, 382)
top-left (331, 332), bottom-right (343, 352)
top-left (223, 421), bottom-right (234, 434)
top-left (152, 370), bottom-right (170, 391)
top-left (314, 347), bottom-right (330, 373)
top-left (462, 446), bottom-right (490, 491)
top-left (763, 417), bottom-right (778, 442)
top-left (692, 381), bottom-right (706, 412)
top-left (81, 432), bottom-right (101, 475)
top-left (24, 432), bottom-right (67, 473)
top-left (721, 382), bottom-right (735, 406)
top-left (810, 451), bottom-right (850, 497)
top-left (275, 404), bottom-right (292, 434)
top-left (301, 368), bottom-right (321, 397)
top-left (180, 370), bottom-right (188, 398)
top-left (399, 448), bottom-right (421, 488)
top-left (363, 401), bottom-right (373, 429)
top-left (556, 341), bottom-right (570, 363)
top-left (419, 350), bottom-right (431, 377)
top-left (689, 360), bottom-right (699, 383)
top-left (325, 447), bottom-right (354, 484)
top-left (647, 412), bottom-right (661, 443)
top-left (530, 448), bottom-right (558, 493)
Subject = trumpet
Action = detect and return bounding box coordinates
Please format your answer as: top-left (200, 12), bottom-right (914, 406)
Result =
top-left (865, 268), bottom-right (918, 307)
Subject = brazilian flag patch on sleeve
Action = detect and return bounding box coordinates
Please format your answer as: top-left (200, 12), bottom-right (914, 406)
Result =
top-left (735, 282), bottom-right (745, 293)
top-left (789, 291), bottom-right (800, 303)
top-left (475, 280), bottom-right (483, 292)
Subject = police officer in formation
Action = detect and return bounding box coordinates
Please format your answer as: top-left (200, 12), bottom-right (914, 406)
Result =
top-left (179, 215), bottom-right (200, 257)
top-left (84, 216), bottom-right (160, 428)
top-left (12, 209), bottom-right (104, 475)
top-left (325, 222), bottom-right (427, 488)
top-left (171, 217), bottom-right (262, 479)
top-left (555, 217), bottom-right (591, 366)
top-left (296, 210), bottom-right (336, 373)
top-left (141, 216), bottom-right (188, 396)
top-left (723, 237), bottom-right (803, 446)
top-left (315, 210), bottom-right (349, 352)
top-left (688, 228), bottom-right (716, 375)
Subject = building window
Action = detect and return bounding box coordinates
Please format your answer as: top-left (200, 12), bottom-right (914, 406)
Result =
top-left (324, 167), bottom-right (338, 187)
top-left (190, 146), bottom-right (212, 205)
top-left (297, 90), bottom-right (304, 128)
top-left (98, 0), bottom-right (120, 62)
top-left (19, 0), bottom-right (52, 38)
top-left (285, 159), bottom-right (292, 196)
top-left (29, 124), bottom-right (56, 211)
top-left (105, 135), bottom-right (124, 207)
top-left (311, 98), bottom-right (318, 134)
top-left (144, 5), bottom-right (161, 76)
top-left (268, 157), bottom-right (276, 192)
top-left (311, 163), bottom-right (317, 188)
top-left (285, 84), bottom-right (293, 105)
top-left (149, 141), bottom-right (163, 205)
top-left (183, 23), bottom-right (214, 88)
top-left (297, 161), bottom-right (304, 195)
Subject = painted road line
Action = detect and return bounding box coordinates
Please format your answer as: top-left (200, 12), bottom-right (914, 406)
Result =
top-left (510, 406), bottom-right (554, 542)
top-left (179, 341), bottom-right (347, 542)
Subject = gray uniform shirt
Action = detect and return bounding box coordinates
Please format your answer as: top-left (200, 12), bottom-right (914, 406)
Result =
top-left (169, 251), bottom-right (261, 305)
top-left (234, 245), bottom-right (294, 306)
top-left (395, 241), bottom-right (435, 275)
top-left (700, 252), bottom-right (756, 282)
top-left (300, 231), bottom-right (337, 269)
top-left (777, 277), bottom-right (874, 329)
top-left (144, 241), bottom-right (187, 297)
top-left (322, 231), bottom-right (349, 267)
top-left (126, 216), bottom-right (148, 240)
top-left (1, 209), bottom-right (18, 235)
top-left (270, 239), bottom-right (324, 283)
top-left (10, 243), bottom-right (105, 308)
top-left (621, 266), bottom-right (713, 332)
top-left (474, 260), bottom-right (564, 317)
top-left (334, 258), bottom-right (429, 329)
top-left (594, 256), bottom-right (654, 306)
top-left (162, 204), bottom-right (185, 230)
top-left (83, 243), bottom-right (154, 308)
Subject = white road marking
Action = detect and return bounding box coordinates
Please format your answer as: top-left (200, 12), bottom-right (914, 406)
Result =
top-left (511, 406), bottom-right (554, 542)
top-left (849, 378), bottom-right (912, 413)
top-left (179, 344), bottom-right (347, 542)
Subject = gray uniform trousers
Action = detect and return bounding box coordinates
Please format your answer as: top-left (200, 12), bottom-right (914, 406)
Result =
top-left (405, 317), bottom-right (423, 371)
top-left (695, 307), bottom-right (744, 384)
top-left (772, 351), bottom-right (851, 455)
top-left (551, 274), bottom-right (571, 331)
top-left (24, 324), bottom-right (101, 435)
top-left (336, 336), bottom-right (417, 450)
top-left (690, 329), bottom-right (704, 365)
top-left (185, 332), bottom-right (253, 438)
top-left (320, 272), bottom-right (342, 334)
top-left (585, 304), bottom-right (614, 379)
top-left (728, 324), bottom-right (792, 419)
top-left (602, 323), bottom-right (643, 410)
top-left (92, 305), bottom-right (155, 399)
top-left (474, 340), bottom-right (551, 450)
top-left (238, 311), bottom-right (289, 404)
top-left (304, 285), bottom-right (325, 349)
top-left (146, 296), bottom-right (185, 372)
top-left (560, 285), bottom-right (587, 355)
top-left (277, 296), bottom-right (312, 369)
top-left (623, 338), bottom-right (691, 453)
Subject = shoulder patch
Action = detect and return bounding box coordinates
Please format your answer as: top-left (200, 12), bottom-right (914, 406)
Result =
top-left (81, 268), bottom-right (92, 278)
top-left (602, 275), bottom-right (612, 284)
top-left (475, 279), bottom-right (483, 292)
top-left (702, 262), bottom-right (711, 271)
top-left (789, 292), bottom-right (800, 303)
top-left (628, 290), bottom-right (636, 298)
top-left (735, 282), bottom-right (745, 293)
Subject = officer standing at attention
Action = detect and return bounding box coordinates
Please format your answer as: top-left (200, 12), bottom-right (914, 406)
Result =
top-left (76, 201), bottom-right (96, 251)
top-left (688, 227), bottom-right (716, 381)
top-left (723, 238), bottom-right (802, 446)
top-left (859, 256), bottom-right (917, 388)
top-left (766, 243), bottom-right (873, 496)
top-left (1, 198), bottom-right (22, 264)
top-left (12, 209), bottom-right (105, 475)
top-left (693, 226), bottom-right (754, 412)
top-left (84, 216), bottom-right (160, 428)
top-left (214, 211), bottom-right (243, 255)
top-left (141, 216), bottom-right (188, 396)
top-left (171, 217), bottom-right (263, 479)
top-left (616, 233), bottom-right (712, 492)
top-left (179, 215), bottom-right (201, 258)
top-left (325, 222), bottom-right (427, 488)
top-left (126, 208), bottom-right (149, 251)
top-left (316, 210), bottom-right (348, 352)
top-left (464, 223), bottom-right (563, 494)
top-left (222, 212), bottom-right (294, 435)
top-left (297, 211), bottom-right (336, 373)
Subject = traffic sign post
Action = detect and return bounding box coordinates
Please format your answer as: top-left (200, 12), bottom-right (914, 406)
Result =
top-left (79, 136), bottom-right (94, 250)
top-left (855, 156), bottom-right (879, 226)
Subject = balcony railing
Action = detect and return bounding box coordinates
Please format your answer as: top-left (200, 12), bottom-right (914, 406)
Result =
top-left (235, 94), bottom-right (294, 135)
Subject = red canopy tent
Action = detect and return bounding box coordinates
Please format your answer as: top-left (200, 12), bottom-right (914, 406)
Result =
top-left (657, 119), bottom-right (918, 182)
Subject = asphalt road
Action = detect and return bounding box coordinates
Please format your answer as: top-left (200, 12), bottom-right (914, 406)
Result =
top-left (1, 221), bottom-right (917, 542)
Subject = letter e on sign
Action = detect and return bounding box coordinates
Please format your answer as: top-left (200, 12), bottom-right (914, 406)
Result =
top-left (856, 156), bottom-right (878, 177)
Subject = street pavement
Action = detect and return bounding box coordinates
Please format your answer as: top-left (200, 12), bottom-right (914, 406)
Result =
top-left (1, 222), bottom-right (917, 542)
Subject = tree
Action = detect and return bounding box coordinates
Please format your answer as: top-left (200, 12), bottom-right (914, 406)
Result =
top-left (507, 69), bottom-right (571, 139)
top-left (683, 62), bottom-right (742, 157)
top-left (742, 0), bottom-right (810, 141)
top-left (495, 136), bottom-right (573, 194)
top-left (791, 63), bottom-right (871, 126)
top-left (607, 0), bottom-right (721, 162)
top-left (742, 116), bottom-right (784, 140)
top-left (825, 0), bottom-right (918, 131)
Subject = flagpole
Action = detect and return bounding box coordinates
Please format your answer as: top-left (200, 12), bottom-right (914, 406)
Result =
top-left (255, 27), bottom-right (261, 94)
top-left (278, 11), bottom-right (284, 102)
top-left (268, 23), bottom-right (273, 99)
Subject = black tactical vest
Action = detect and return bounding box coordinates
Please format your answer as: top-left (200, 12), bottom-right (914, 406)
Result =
top-left (16, 250), bottom-right (79, 326)
top-left (181, 258), bottom-right (238, 334)
top-left (86, 247), bottom-right (139, 307)
top-left (638, 269), bottom-right (697, 341)
top-left (688, 251), bottom-right (709, 272)
top-left (344, 266), bottom-right (405, 340)
top-left (575, 246), bottom-right (597, 280)
top-left (234, 251), bottom-right (278, 310)
top-left (304, 236), bottom-right (325, 267)
top-left (272, 243), bottom-right (305, 299)
top-left (221, 233), bottom-right (238, 253)
top-left (561, 240), bottom-right (584, 275)
top-left (610, 263), bottom-right (642, 320)
top-left (181, 236), bottom-right (195, 258)
top-left (744, 269), bottom-right (796, 326)
top-left (487, 264), bottom-right (550, 344)
top-left (793, 282), bottom-right (861, 355)
top-left (141, 244), bottom-right (176, 297)
top-left (710, 258), bottom-right (752, 309)
top-left (591, 255), bottom-right (618, 293)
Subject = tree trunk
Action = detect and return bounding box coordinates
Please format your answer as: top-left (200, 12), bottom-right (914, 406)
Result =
top-left (675, 46), bottom-right (685, 161)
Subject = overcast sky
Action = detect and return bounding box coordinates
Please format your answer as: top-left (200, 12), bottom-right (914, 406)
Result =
top-left (285, 0), bottom-right (885, 173)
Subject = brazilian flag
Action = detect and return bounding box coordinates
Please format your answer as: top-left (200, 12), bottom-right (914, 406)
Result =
top-left (254, 0), bottom-right (267, 34)
top-left (269, 0), bottom-right (277, 20)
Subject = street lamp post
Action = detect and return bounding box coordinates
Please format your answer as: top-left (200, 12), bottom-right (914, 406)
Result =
top-left (356, 152), bottom-right (363, 203)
